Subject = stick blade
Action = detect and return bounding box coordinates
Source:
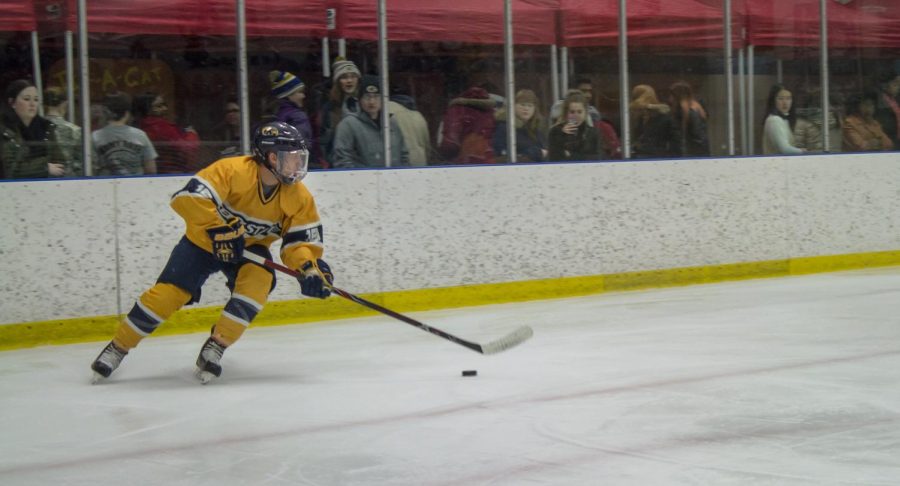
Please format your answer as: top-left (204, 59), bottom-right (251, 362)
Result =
top-left (479, 326), bottom-right (534, 355)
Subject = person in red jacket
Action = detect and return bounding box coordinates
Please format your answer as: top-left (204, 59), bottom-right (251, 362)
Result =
top-left (133, 92), bottom-right (201, 173)
top-left (438, 86), bottom-right (497, 164)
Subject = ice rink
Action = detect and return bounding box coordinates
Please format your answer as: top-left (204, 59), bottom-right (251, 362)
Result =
top-left (2, 267), bottom-right (900, 485)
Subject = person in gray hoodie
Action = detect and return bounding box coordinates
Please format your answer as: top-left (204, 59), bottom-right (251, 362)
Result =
top-left (332, 76), bottom-right (408, 168)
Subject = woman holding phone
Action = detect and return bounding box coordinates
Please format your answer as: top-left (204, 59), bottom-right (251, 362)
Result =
top-left (548, 91), bottom-right (602, 162)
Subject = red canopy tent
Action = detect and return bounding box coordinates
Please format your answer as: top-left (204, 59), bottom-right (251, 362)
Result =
top-left (55, 0), bottom-right (327, 37)
top-left (8, 1), bottom-right (897, 49)
top-left (0, 0), bottom-right (37, 32)
top-left (746, 0), bottom-right (900, 49)
top-left (329, 0), bottom-right (558, 45)
top-left (558, 0), bottom-right (746, 49)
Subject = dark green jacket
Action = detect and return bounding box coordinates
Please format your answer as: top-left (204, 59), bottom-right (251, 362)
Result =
top-left (0, 116), bottom-right (67, 179)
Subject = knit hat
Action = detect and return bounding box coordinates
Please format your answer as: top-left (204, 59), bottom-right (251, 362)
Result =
top-left (269, 70), bottom-right (304, 99)
top-left (359, 75), bottom-right (381, 96)
top-left (332, 59), bottom-right (361, 80)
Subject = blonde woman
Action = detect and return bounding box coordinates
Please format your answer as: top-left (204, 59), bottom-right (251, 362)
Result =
top-left (630, 84), bottom-right (676, 159)
top-left (492, 89), bottom-right (547, 162)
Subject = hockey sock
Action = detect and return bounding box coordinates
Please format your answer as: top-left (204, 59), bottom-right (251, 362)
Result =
top-left (114, 283), bottom-right (192, 351)
top-left (212, 293), bottom-right (264, 346)
top-left (212, 264), bottom-right (271, 346)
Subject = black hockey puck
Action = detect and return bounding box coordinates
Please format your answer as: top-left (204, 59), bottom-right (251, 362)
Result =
top-left (462, 370), bottom-right (477, 377)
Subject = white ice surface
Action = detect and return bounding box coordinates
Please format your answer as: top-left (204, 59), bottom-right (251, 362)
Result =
top-left (2, 268), bottom-right (900, 485)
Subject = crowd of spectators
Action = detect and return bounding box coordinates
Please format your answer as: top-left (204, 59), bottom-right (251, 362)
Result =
top-left (760, 72), bottom-right (899, 156)
top-left (1, 63), bottom-right (898, 180)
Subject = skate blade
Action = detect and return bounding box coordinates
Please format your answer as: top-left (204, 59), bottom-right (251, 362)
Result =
top-left (196, 368), bottom-right (216, 385)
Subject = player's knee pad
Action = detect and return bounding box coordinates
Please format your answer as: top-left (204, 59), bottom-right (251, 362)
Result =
top-left (231, 262), bottom-right (275, 306)
top-left (143, 283), bottom-right (192, 319)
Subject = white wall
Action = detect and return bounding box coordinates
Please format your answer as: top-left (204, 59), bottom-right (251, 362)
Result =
top-left (2, 153), bottom-right (899, 325)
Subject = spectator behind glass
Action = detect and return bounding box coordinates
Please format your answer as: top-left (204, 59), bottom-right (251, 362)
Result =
top-left (43, 86), bottom-right (83, 175)
top-left (492, 89), bottom-right (547, 163)
top-left (92, 91), bottom-right (157, 176)
top-left (270, 70), bottom-right (320, 168)
top-left (762, 84), bottom-right (804, 155)
top-left (872, 69), bottom-right (900, 149)
top-left (207, 99), bottom-right (241, 158)
top-left (133, 92), bottom-right (200, 173)
top-left (629, 84), bottom-right (676, 159)
top-left (575, 78), bottom-right (603, 123)
top-left (793, 88), bottom-right (842, 153)
top-left (549, 82), bottom-right (601, 124)
top-left (574, 80), bottom-right (622, 158)
top-left (843, 91), bottom-right (894, 152)
top-left (388, 87), bottom-right (432, 166)
top-left (91, 103), bottom-right (112, 132)
top-left (0, 79), bottom-right (67, 179)
top-left (320, 58), bottom-right (361, 164)
top-left (548, 91), bottom-right (602, 162)
top-left (550, 88), bottom-right (621, 160)
top-left (439, 86), bottom-right (497, 164)
top-left (222, 101), bottom-right (240, 142)
top-left (669, 81), bottom-right (710, 157)
top-left (332, 75), bottom-right (408, 168)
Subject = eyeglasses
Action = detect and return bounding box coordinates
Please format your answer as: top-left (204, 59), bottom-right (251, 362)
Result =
top-left (225, 108), bottom-right (240, 113)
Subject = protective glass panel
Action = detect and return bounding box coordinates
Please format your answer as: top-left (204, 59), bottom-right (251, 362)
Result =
top-left (747, 0), bottom-right (824, 156)
top-left (624, 0), bottom-right (726, 159)
top-left (558, 0), bottom-right (624, 162)
top-left (1, 1), bottom-right (85, 179)
top-left (376, 1), bottom-right (508, 167)
top-left (823, 0), bottom-right (898, 154)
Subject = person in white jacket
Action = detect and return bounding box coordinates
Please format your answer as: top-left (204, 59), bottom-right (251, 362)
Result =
top-left (762, 83), bottom-right (805, 155)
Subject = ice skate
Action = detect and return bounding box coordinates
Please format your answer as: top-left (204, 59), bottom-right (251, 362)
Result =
top-left (195, 337), bottom-right (226, 384)
top-left (91, 341), bottom-right (128, 383)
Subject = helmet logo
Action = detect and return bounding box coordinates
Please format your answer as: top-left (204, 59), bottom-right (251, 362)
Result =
top-left (261, 125), bottom-right (280, 136)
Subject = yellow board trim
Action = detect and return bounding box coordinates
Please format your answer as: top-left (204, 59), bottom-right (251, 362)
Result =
top-left (3, 250), bottom-right (900, 351)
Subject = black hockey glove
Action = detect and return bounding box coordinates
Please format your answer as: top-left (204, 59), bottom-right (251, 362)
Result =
top-left (206, 217), bottom-right (245, 263)
top-left (298, 259), bottom-right (333, 299)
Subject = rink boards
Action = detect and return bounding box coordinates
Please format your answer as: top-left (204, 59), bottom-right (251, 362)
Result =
top-left (2, 152), bottom-right (900, 349)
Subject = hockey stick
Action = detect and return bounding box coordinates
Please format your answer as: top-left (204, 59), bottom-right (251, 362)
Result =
top-left (243, 252), bottom-right (533, 355)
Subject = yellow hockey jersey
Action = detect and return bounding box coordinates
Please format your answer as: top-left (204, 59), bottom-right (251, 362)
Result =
top-left (170, 156), bottom-right (323, 270)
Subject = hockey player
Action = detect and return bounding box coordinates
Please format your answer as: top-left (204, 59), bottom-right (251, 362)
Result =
top-left (90, 121), bottom-right (333, 384)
